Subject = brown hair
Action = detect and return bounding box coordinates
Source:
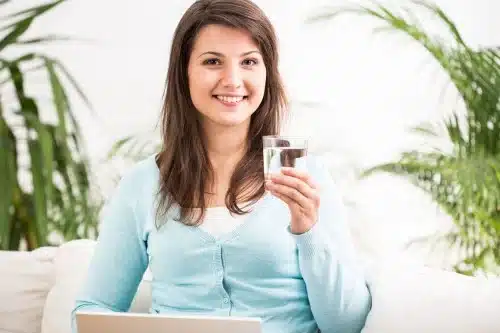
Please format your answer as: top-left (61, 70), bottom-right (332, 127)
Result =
top-left (155, 0), bottom-right (288, 226)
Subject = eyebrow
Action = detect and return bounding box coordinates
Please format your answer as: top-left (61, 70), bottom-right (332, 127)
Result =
top-left (197, 50), bottom-right (261, 58)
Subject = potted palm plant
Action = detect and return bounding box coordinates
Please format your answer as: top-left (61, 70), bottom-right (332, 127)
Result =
top-left (1, 0), bottom-right (101, 250)
top-left (308, 0), bottom-right (500, 276)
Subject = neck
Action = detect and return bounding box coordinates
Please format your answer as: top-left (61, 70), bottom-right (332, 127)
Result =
top-left (201, 120), bottom-right (256, 207)
top-left (204, 125), bottom-right (248, 175)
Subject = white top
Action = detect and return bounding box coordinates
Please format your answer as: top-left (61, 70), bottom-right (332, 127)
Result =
top-left (198, 202), bottom-right (254, 238)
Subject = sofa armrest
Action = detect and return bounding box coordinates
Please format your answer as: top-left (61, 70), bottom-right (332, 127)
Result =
top-left (361, 259), bottom-right (500, 333)
top-left (0, 246), bottom-right (58, 333)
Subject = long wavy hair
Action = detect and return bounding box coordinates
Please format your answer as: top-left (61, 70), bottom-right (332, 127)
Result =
top-left (155, 0), bottom-right (288, 227)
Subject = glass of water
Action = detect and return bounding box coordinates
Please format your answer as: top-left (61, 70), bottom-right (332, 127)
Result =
top-left (263, 135), bottom-right (308, 180)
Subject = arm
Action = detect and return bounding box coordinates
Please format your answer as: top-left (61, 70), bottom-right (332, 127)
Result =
top-left (291, 160), bottom-right (372, 333)
top-left (71, 173), bottom-right (149, 332)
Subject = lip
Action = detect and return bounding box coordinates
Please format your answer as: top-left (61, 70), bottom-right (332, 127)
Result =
top-left (213, 93), bottom-right (247, 97)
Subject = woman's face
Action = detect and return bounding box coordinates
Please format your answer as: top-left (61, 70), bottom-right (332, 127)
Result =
top-left (187, 24), bottom-right (267, 131)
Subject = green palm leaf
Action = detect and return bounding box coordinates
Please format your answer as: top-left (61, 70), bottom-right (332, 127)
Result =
top-left (0, 0), bottom-right (101, 250)
top-left (0, 103), bottom-right (17, 249)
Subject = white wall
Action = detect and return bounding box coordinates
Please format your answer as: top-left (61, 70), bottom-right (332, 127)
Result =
top-left (5, 0), bottom-right (499, 267)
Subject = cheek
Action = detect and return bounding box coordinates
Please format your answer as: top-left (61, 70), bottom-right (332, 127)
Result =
top-left (189, 68), bottom-right (216, 100)
top-left (250, 69), bottom-right (267, 101)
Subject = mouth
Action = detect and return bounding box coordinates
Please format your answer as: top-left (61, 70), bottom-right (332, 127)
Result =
top-left (213, 95), bottom-right (248, 106)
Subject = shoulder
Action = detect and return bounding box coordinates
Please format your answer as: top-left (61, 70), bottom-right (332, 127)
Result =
top-left (304, 154), bottom-right (343, 200)
top-left (305, 154), bottom-right (332, 183)
top-left (122, 154), bottom-right (159, 182)
top-left (111, 154), bottom-right (160, 205)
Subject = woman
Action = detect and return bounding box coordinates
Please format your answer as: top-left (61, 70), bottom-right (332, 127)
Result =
top-left (72, 0), bottom-right (372, 332)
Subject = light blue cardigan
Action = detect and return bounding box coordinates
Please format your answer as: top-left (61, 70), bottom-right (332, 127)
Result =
top-left (72, 154), bottom-right (372, 333)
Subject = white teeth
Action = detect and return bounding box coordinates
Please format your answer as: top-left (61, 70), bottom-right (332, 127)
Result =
top-left (216, 95), bottom-right (244, 103)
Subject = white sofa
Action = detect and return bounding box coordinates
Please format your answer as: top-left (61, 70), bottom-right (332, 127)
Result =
top-left (1, 239), bottom-right (500, 333)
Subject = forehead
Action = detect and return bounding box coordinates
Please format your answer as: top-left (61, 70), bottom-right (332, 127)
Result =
top-left (192, 24), bottom-right (259, 54)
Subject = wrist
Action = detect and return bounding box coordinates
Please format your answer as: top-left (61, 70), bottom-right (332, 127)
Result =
top-left (290, 220), bottom-right (315, 235)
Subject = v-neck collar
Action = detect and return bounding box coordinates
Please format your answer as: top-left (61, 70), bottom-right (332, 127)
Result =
top-left (187, 192), bottom-right (272, 244)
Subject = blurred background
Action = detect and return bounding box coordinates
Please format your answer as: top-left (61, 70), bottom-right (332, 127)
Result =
top-left (1, 0), bottom-right (499, 276)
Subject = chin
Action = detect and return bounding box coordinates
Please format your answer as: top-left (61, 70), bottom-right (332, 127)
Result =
top-left (204, 109), bottom-right (254, 128)
top-left (214, 116), bottom-right (251, 128)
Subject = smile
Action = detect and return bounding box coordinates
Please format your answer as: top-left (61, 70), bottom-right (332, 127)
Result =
top-left (214, 95), bottom-right (248, 106)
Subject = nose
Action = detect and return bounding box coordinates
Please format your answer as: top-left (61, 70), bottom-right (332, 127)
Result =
top-left (220, 62), bottom-right (242, 89)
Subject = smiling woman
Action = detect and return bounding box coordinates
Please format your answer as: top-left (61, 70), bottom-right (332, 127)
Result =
top-left (71, 1), bottom-right (372, 333)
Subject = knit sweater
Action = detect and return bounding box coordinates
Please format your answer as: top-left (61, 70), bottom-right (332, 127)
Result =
top-left (71, 154), bottom-right (372, 333)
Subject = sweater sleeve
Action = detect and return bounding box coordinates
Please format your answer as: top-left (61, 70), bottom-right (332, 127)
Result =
top-left (290, 158), bottom-right (372, 333)
top-left (70, 171), bottom-right (149, 332)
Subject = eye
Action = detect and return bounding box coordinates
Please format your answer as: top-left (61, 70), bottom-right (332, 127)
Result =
top-left (242, 58), bottom-right (259, 66)
top-left (203, 58), bottom-right (221, 66)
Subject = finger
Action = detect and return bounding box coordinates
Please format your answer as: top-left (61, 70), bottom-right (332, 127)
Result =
top-left (280, 167), bottom-right (317, 189)
top-left (266, 181), bottom-right (313, 210)
top-left (270, 173), bottom-right (318, 202)
top-left (268, 186), bottom-right (302, 213)
top-left (269, 188), bottom-right (294, 207)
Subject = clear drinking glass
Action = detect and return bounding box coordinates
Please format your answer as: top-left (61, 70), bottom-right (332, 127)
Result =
top-left (263, 135), bottom-right (308, 180)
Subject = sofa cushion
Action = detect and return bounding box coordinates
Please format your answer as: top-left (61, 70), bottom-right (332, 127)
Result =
top-left (361, 259), bottom-right (500, 333)
top-left (41, 239), bottom-right (152, 333)
top-left (38, 239), bottom-right (500, 333)
top-left (0, 246), bottom-right (57, 333)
